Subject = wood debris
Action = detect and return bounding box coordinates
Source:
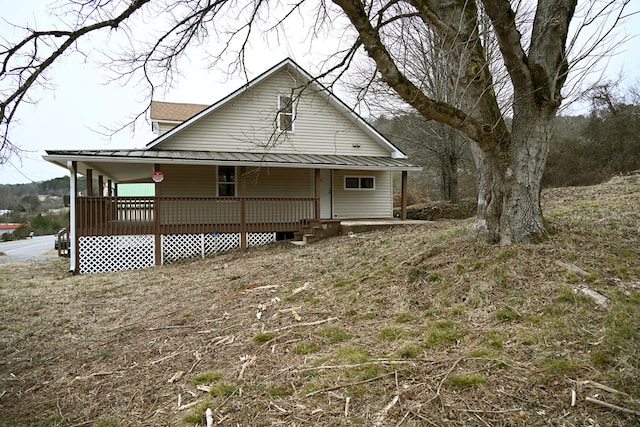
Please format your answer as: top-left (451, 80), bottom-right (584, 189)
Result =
top-left (167, 371), bottom-right (184, 383)
top-left (586, 397), bottom-right (640, 416)
top-left (242, 284), bottom-right (279, 293)
top-left (557, 261), bottom-right (590, 276)
top-left (70, 371), bottom-right (121, 383)
top-left (271, 317), bottom-right (338, 332)
top-left (292, 282), bottom-right (311, 294)
top-left (374, 395), bottom-right (399, 426)
top-left (238, 355), bottom-right (257, 380)
top-left (277, 306), bottom-right (303, 321)
top-left (574, 286), bottom-right (608, 308)
top-left (205, 408), bottom-right (214, 427)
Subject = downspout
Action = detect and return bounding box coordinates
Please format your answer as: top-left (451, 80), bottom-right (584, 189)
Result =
top-left (67, 161), bottom-right (77, 273)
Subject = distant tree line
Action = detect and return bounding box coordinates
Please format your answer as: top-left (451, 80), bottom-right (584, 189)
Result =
top-left (544, 86), bottom-right (640, 187)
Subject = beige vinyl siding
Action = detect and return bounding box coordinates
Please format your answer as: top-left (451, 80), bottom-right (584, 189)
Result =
top-left (154, 165), bottom-right (315, 225)
top-left (155, 165), bottom-right (313, 198)
top-left (332, 170), bottom-right (393, 219)
top-left (244, 167), bottom-right (313, 197)
top-left (157, 122), bottom-right (179, 135)
top-left (244, 167), bottom-right (315, 223)
top-left (156, 69), bottom-right (390, 157)
top-left (154, 164), bottom-right (223, 225)
top-left (156, 164), bottom-right (216, 197)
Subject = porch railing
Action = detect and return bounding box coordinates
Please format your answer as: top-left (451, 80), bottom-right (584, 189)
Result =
top-left (76, 196), bottom-right (318, 236)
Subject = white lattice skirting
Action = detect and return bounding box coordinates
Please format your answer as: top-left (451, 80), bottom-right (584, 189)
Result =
top-left (79, 235), bottom-right (155, 274)
top-left (78, 232), bottom-right (276, 273)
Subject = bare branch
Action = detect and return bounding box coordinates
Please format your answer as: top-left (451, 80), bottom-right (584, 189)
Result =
top-left (332, 0), bottom-right (494, 148)
top-left (1, 0), bottom-right (151, 163)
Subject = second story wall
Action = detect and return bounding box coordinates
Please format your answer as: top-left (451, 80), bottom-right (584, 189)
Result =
top-left (153, 68), bottom-right (391, 158)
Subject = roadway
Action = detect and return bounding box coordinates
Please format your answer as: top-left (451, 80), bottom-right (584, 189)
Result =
top-left (0, 234), bottom-right (58, 263)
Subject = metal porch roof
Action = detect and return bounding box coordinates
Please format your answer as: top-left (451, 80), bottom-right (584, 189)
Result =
top-left (43, 149), bottom-right (422, 183)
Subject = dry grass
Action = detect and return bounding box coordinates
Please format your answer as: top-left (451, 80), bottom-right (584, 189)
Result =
top-left (1, 174), bottom-right (639, 426)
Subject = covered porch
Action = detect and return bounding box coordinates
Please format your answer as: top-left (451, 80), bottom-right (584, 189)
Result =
top-left (44, 149), bottom-right (420, 273)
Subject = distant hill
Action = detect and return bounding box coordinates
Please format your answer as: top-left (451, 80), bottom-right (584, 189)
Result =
top-left (0, 176), bottom-right (86, 211)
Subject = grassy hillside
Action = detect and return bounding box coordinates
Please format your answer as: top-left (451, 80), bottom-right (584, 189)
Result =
top-left (1, 175), bottom-right (639, 426)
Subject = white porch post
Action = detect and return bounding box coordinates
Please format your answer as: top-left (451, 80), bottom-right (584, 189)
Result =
top-left (67, 161), bottom-right (77, 273)
top-left (154, 164), bottom-right (162, 266)
top-left (239, 166), bottom-right (247, 250)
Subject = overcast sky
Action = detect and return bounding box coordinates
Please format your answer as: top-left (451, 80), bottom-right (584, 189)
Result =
top-left (1, 1), bottom-right (639, 185)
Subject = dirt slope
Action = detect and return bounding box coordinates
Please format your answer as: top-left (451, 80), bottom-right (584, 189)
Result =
top-left (0, 174), bottom-right (639, 426)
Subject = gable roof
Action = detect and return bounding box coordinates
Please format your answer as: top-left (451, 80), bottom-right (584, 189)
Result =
top-left (150, 101), bottom-right (208, 122)
top-left (146, 58), bottom-right (407, 159)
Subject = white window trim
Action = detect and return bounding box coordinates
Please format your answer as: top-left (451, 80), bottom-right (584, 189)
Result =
top-left (344, 176), bottom-right (375, 190)
top-left (217, 165), bottom-right (237, 197)
top-left (277, 94), bottom-right (295, 133)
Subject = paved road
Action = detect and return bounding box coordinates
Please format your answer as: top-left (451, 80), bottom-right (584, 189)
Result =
top-left (0, 234), bottom-right (58, 263)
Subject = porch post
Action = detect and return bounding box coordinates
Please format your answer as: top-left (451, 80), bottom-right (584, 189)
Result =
top-left (154, 164), bottom-right (162, 265)
top-left (86, 169), bottom-right (93, 196)
top-left (107, 180), bottom-right (112, 197)
top-left (239, 166), bottom-right (247, 250)
top-left (314, 169), bottom-right (321, 220)
top-left (400, 170), bottom-right (408, 221)
top-left (98, 175), bottom-right (104, 196)
top-left (69, 161), bottom-right (79, 274)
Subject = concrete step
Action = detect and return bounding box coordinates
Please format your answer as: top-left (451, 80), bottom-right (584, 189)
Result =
top-left (303, 233), bottom-right (320, 244)
top-left (294, 219), bottom-right (342, 244)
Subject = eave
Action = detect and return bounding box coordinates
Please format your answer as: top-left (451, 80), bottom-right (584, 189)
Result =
top-left (43, 149), bottom-right (422, 183)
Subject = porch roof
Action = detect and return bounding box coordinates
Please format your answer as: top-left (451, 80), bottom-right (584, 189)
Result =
top-left (43, 149), bottom-right (422, 183)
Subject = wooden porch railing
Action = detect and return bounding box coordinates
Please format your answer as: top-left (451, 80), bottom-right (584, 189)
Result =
top-left (76, 196), bottom-right (318, 237)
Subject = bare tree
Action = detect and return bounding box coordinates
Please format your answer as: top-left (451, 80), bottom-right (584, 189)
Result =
top-left (376, 113), bottom-right (473, 203)
top-left (0, 0), bottom-right (633, 243)
top-left (332, 0), bottom-right (632, 243)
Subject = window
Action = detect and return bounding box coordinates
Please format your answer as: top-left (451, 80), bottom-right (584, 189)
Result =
top-left (277, 94), bottom-right (295, 132)
top-left (344, 176), bottom-right (375, 190)
top-left (218, 166), bottom-right (236, 196)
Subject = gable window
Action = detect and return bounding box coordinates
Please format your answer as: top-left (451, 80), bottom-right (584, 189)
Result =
top-left (277, 94), bottom-right (295, 132)
top-left (344, 176), bottom-right (375, 190)
top-left (218, 166), bottom-right (236, 196)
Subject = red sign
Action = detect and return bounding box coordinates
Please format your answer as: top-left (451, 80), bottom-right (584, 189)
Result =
top-left (152, 171), bottom-right (164, 183)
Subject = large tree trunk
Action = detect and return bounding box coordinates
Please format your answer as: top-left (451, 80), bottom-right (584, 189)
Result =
top-left (470, 109), bottom-right (552, 244)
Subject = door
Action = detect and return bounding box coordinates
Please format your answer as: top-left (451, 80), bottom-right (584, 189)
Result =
top-left (319, 169), bottom-right (332, 219)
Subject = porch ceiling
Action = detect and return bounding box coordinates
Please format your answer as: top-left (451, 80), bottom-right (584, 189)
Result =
top-left (43, 149), bottom-right (422, 183)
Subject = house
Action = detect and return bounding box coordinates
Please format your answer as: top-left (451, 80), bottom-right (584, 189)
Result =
top-left (43, 58), bottom-right (421, 274)
top-left (0, 223), bottom-right (25, 236)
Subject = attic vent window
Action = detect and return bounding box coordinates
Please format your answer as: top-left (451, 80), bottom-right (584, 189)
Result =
top-left (277, 94), bottom-right (295, 132)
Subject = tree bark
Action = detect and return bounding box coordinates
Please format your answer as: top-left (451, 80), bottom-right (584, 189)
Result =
top-left (470, 110), bottom-right (551, 244)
